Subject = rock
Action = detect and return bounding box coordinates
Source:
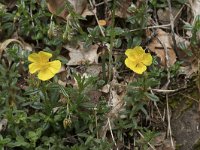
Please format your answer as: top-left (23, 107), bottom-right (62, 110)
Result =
top-left (171, 90), bottom-right (200, 150)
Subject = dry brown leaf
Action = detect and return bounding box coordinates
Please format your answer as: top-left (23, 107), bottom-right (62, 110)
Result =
top-left (46, 0), bottom-right (89, 20)
top-left (100, 79), bottom-right (125, 138)
top-left (68, 0), bottom-right (89, 16)
top-left (64, 43), bottom-right (99, 65)
top-left (157, 7), bottom-right (180, 26)
top-left (189, 0), bottom-right (200, 22)
top-left (101, 84), bottom-right (110, 93)
top-left (88, 90), bottom-right (102, 104)
top-left (147, 29), bottom-right (177, 66)
top-left (46, 0), bottom-right (68, 19)
top-left (179, 60), bottom-right (198, 78)
top-left (86, 65), bottom-right (102, 77)
top-left (147, 132), bottom-right (176, 150)
top-left (108, 90), bottom-right (124, 117)
top-left (115, 0), bottom-right (132, 18)
top-left (188, 0), bottom-right (200, 41)
top-left (2, 0), bottom-right (16, 9)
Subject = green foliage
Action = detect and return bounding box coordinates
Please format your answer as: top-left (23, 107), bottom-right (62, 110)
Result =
top-left (0, 0), bottom-right (199, 149)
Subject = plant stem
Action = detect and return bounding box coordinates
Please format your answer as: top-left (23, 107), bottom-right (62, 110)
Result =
top-left (108, 0), bottom-right (116, 82)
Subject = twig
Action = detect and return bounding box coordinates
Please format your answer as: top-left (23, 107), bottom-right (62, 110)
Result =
top-left (113, 83), bottom-right (189, 94)
top-left (88, 0), bottom-right (105, 37)
top-left (150, 89), bottom-right (165, 121)
top-left (94, 0), bottom-right (112, 7)
top-left (130, 24), bottom-right (171, 32)
top-left (167, 0), bottom-right (178, 59)
top-left (156, 24), bottom-right (174, 148)
top-left (166, 94), bottom-right (174, 148)
top-left (137, 131), bottom-right (156, 150)
top-left (179, 92), bottom-right (199, 102)
top-left (151, 88), bottom-right (176, 93)
top-left (94, 106), bottom-right (99, 138)
top-left (156, 37), bottom-right (171, 88)
top-left (108, 118), bottom-right (118, 150)
top-left (174, 4), bottom-right (185, 20)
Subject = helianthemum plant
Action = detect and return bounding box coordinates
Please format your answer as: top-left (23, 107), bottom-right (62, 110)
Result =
top-left (28, 51), bottom-right (61, 81)
top-left (125, 46), bottom-right (152, 74)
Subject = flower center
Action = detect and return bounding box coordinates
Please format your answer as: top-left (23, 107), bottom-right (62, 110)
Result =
top-left (40, 62), bottom-right (50, 70)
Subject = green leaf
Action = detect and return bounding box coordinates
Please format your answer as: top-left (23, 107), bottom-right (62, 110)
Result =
top-left (114, 38), bottom-right (122, 48)
top-left (131, 36), bottom-right (142, 47)
top-left (145, 92), bottom-right (159, 102)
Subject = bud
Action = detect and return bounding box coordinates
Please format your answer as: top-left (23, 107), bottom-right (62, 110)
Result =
top-left (63, 118), bottom-right (72, 128)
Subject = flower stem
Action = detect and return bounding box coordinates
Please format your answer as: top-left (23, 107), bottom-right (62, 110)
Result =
top-left (108, 0), bottom-right (116, 82)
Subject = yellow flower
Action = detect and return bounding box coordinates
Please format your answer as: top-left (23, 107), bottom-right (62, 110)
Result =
top-left (125, 46), bottom-right (152, 74)
top-left (98, 19), bottom-right (107, 26)
top-left (28, 51), bottom-right (61, 81)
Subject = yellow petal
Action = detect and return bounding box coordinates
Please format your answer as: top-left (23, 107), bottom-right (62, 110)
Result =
top-left (125, 58), bottom-right (137, 71)
top-left (28, 53), bottom-right (40, 63)
top-left (132, 62), bottom-right (147, 74)
top-left (37, 60), bottom-right (61, 81)
top-left (29, 63), bottom-right (41, 74)
top-left (38, 51), bottom-right (52, 63)
top-left (141, 53), bottom-right (152, 66)
top-left (125, 46), bottom-right (144, 61)
top-left (37, 69), bottom-right (55, 81)
top-left (133, 46), bottom-right (145, 55)
top-left (125, 58), bottom-right (147, 74)
top-left (48, 60), bottom-right (61, 74)
top-left (28, 51), bottom-right (52, 63)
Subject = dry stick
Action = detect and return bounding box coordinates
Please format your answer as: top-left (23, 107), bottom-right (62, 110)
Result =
top-left (130, 5), bottom-right (184, 33)
top-left (89, 0), bottom-right (105, 37)
top-left (137, 131), bottom-right (156, 150)
top-left (108, 118), bottom-right (118, 150)
top-left (113, 83), bottom-right (183, 93)
top-left (130, 24), bottom-right (171, 32)
top-left (179, 92), bottom-right (199, 102)
top-left (166, 94), bottom-right (174, 148)
top-left (95, 0), bottom-right (112, 6)
top-left (156, 37), bottom-right (174, 148)
top-left (156, 37), bottom-right (171, 88)
top-left (167, 0), bottom-right (179, 59)
top-left (94, 106), bottom-right (99, 139)
top-left (150, 89), bottom-right (165, 121)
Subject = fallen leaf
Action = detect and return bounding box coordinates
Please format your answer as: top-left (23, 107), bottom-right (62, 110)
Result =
top-left (64, 42), bottom-right (99, 65)
top-left (46, 0), bottom-right (68, 19)
top-left (86, 65), bottom-right (102, 77)
top-left (99, 79), bottom-right (125, 138)
top-left (2, 0), bottom-right (16, 9)
top-left (188, 0), bottom-right (200, 42)
top-left (101, 84), bottom-right (110, 93)
top-left (68, 0), bottom-right (88, 15)
top-left (46, 0), bottom-right (89, 19)
top-left (157, 7), bottom-right (180, 26)
top-left (88, 90), bottom-right (102, 104)
top-left (179, 59), bottom-right (198, 78)
top-left (115, 0), bottom-right (132, 18)
top-left (147, 29), bottom-right (177, 66)
top-left (189, 0), bottom-right (200, 22)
